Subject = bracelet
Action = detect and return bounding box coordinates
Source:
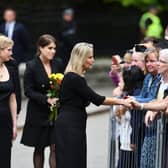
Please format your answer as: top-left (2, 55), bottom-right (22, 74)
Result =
top-left (140, 103), bottom-right (144, 110)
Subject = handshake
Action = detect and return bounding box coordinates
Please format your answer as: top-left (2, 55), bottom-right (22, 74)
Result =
top-left (121, 96), bottom-right (142, 110)
top-left (122, 96), bottom-right (168, 113)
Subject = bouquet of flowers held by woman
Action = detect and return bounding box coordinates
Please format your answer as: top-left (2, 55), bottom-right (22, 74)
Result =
top-left (47, 73), bottom-right (64, 121)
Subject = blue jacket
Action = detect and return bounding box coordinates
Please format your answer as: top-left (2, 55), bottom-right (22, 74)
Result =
top-left (135, 73), bottom-right (161, 103)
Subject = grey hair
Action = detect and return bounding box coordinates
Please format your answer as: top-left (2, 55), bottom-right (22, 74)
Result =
top-left (159, 49), bottom-right (168, 63)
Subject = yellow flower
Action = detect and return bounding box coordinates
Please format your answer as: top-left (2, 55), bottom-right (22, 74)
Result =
top-left (49, 73), bottom-right (64, 85)
top-left (55, 73), bottom-right (64, 80)
top-left (49, 74), bottom-right (55, 79)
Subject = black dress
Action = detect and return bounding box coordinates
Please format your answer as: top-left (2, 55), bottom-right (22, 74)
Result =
top-left (0, 67), bottom-right (14, 168)
top-left (21, 56), bottom-right (62, 148)
top-left (55, 72), bottom-right (105, 168)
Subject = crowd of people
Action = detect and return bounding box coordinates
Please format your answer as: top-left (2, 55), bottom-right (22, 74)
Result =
top-left (108, 28), bottom-right (168, 168)
top-left (0, 5), bottom-right (168, 168)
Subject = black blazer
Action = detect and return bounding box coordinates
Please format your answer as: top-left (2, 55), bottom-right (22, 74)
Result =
top-left (0, 22), bottom-right (30, 64)
top-left (24, 56), bottom-right (63, 126)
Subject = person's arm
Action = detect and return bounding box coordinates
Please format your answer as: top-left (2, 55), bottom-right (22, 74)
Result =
top-left (72, 75), bottom-right (132, 108)
top-left (103, 97), bottom-right (132, 108)
top-left (9, 93), bottom-right (17, 140)
top-left (108, 70), bottom-right (120, 86)
top-left (132, 98), bottom-right (168, 112)
top-left (144, 110), bottom-right (158, 127)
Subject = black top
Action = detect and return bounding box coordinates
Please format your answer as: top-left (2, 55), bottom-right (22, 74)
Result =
top-left (5, 60), bottom-right (21, 114)
top-left (0, 66), bottom-right (14, 124)
top-left (59, 72), bottom-right (105, 111)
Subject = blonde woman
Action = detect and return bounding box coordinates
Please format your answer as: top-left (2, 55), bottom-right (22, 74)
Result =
top-left (55, 42), bottom-right (132, 168)
top-left (0, 35), bottom-right (17, 168)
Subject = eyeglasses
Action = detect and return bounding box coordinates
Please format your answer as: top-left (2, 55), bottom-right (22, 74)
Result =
top-left (145, 48), bottom-right (156, 53)
top-left (158, 59), bottom-right (168, 64)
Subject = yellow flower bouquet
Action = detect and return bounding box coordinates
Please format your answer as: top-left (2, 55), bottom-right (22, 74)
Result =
top-left (47, 73), bottom-right (64, 121)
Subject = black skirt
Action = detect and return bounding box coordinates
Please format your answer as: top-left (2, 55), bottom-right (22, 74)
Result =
top-left (55, 106), bottom-right (87, 168)
top-left (21, 124), bottom-right (55, 148)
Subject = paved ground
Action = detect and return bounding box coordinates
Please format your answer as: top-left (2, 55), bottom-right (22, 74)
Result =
top-left (12, 86), bottom-right (113, 168)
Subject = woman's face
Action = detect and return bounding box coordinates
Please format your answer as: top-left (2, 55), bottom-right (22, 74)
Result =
top-left (39, 42), bottom-right (56, 60)
top-left (145, 53), bottom-right (159, 75)
top-left (158, 55), bottom-right (168, 75)
top-left (0, 45), bottom-right (13, 62)
top-left (83, 50), bottom-right (95, 71)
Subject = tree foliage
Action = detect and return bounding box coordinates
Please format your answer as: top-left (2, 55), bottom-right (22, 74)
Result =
top-left (103, 0), bottom-right (167, 9)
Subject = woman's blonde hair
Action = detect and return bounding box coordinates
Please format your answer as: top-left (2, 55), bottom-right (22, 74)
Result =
top-left (145, 48), bottom-right (159, 61)
top-left (0, 35), bottom-right (13, 50)
top-left (65, 42), bottom-right (93, 76)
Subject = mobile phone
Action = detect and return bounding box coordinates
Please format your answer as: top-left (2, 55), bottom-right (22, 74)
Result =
top-left (134, 44), bottom-right (147, 52)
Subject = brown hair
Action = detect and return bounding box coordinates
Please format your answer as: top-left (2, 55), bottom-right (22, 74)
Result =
top-left (36, 34), bottom-right (56, 55)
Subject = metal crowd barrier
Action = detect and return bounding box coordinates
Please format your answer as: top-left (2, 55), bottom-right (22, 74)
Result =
top-left (108, 107), bottom-right (168, 168)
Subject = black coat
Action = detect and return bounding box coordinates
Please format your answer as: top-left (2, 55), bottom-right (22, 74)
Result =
top-left (24, 56), bottom-right (62, 126)
top-left (0, 22), bottom-right (30, 64)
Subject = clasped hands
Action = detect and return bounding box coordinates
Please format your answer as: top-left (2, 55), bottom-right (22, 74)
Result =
top-left (121, 96), bottom-right (141, 110)
top-left (47, 97), bottom-right (59, 106)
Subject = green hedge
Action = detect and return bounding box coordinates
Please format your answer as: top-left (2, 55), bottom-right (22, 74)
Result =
top-left (103, 0), bottom-right (168, 9)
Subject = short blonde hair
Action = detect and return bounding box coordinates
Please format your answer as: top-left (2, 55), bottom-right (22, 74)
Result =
top-left (65, 42), bottom-right (93, 76)
top-left (0, 35), bottom-right (13, 50)
top-left (123, 52), bottom-right (132, 63)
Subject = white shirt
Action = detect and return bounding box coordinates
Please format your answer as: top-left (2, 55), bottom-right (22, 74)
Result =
top-left (5, 21), bottom-right (15, 39)
top-left (117, 110), bottom-right (132, 151)
top-left (157, 78), bottom-right (168, 100)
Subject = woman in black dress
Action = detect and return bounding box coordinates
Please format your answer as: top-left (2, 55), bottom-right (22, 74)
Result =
top-left (21, 34), bottom-right (63, 168)
top-left (0, 35), bottom-right (17, 168)
top-left (55, 42), bottom-right (132, 168)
